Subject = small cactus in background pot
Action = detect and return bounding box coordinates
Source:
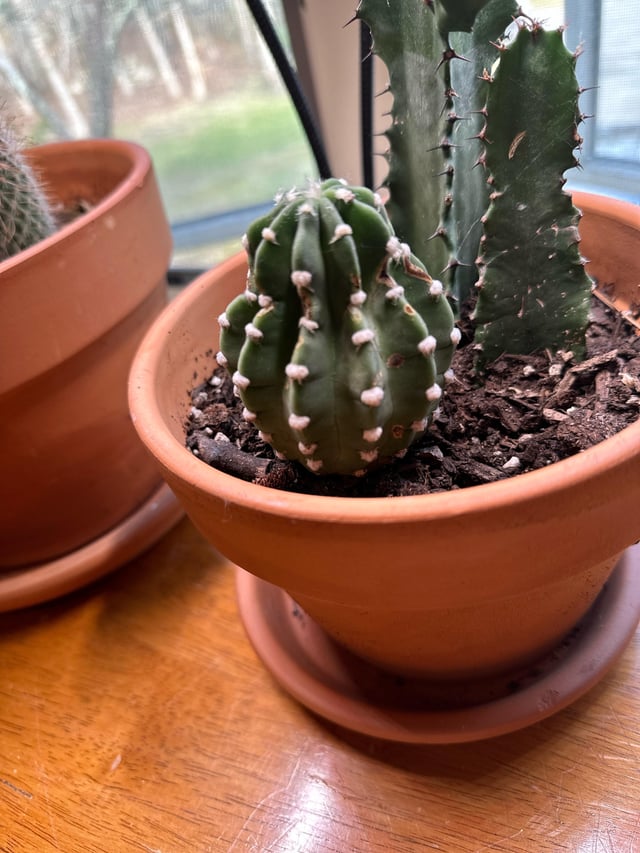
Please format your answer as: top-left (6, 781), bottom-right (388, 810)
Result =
top-left (0, 121), bottom-right (55, 261)
top-left (216, 0), bottom-right (596, 478)
top-left (217, 179), bottom-right (458, 476)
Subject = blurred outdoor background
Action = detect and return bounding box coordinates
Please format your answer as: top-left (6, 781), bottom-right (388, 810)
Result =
top-left (1, 0), bottom-right (637, 269)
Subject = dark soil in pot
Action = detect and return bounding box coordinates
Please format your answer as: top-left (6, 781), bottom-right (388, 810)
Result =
top-left (186, 296), bottom-right (640, 498)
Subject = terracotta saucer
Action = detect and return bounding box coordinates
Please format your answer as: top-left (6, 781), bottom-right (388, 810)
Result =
top-left (0, 483), bottom-right (183, 612)
top-left (235, 545), bottom-right (640, 744)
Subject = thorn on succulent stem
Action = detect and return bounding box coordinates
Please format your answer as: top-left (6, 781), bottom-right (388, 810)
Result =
top-left (437, 164), bottom-right (455, 178)
top-left (437, 47), bottom-right (469, 70)
top-left (469, 125), bottom-right (488, 142)
top-left (443, 257), bottom-right (462, 273)
top-left (428, 226), bottom-right (448, 241)
top-left (427, 139), bottom-right (456, 154)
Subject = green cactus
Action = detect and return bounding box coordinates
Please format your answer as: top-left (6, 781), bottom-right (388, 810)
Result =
top-left (0, 122), bottom-right (56, 261)
top-left (473, 22), bottom-right (592, 362)
top-left (356, 0), bottom-right (592, 361)
top-left (218, 179), bottom-right (458, 476)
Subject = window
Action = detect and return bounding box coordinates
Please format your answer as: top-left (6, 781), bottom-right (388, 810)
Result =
top-left (1, 0), bottom-right (636, 272)
top-left (565, 0), bottom-right (640, 201)
top-left (0, 0), bottom-right (316, 268)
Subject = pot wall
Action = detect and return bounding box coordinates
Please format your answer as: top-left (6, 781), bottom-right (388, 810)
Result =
top-left (574, 191), bottom-right (640, 324)
top-left (130, 195), bottom-right (640, 678)
top-left (0, 140), bottom-right (172, 568)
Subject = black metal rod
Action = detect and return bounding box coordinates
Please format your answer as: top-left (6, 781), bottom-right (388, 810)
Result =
top-left (360, 20), bottom-right (374, 189)
top-left (245, 0), bottom-right (332, 179)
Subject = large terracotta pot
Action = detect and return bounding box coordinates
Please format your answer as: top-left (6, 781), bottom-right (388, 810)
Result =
top-left (129, 192), bottom-right (640, 736)
top-left (0, 139), bottom-right (182, 602)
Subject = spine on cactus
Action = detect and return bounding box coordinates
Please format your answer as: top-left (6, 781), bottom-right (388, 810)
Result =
top-left (0, 122), bottom-right (55, 261)
top-left (472, 22), bottom-right (593, 363)
top-left (217, 179), bottom-right (458, 477)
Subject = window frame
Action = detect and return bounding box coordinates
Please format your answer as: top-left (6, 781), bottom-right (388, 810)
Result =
top-left (565, 0), bottom-right (640, 202)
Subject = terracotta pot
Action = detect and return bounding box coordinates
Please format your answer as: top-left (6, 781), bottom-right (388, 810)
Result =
top-left (574, 191), bottom-right (640, 332)
top-left (129, 192), bottom-right (640, 684)
top-left (0, 139), bottom-right (182, 582)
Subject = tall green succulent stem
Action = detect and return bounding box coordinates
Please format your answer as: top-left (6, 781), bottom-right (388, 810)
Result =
top-left (356, 0), bottom-right (449, 277)
top-left (357, 0), bottom-right (517, 302)
top-left (473, 23), bottom-right (593, 363)
top-left (358, 1), bottom-right (592, 363)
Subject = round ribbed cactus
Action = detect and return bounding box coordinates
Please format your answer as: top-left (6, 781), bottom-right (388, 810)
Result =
top-left (0, 122), bottom-right (56, 261)
top-left (217, 179), bottom-right (458, 476)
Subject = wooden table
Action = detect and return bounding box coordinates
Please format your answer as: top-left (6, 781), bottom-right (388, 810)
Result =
top-left (1, 516), bottom-right (638, 852)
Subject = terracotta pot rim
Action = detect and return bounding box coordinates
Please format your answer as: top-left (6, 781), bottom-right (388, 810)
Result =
top-left (573, 190), bottom-right (640, 229)
top-left (0, 138), bottom-right (151, 275)
top-left (130, 191), bottom-right (640, 525)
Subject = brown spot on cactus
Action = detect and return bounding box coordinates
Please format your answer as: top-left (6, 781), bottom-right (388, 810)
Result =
top-left (387, 353), bottom-right (406, 368)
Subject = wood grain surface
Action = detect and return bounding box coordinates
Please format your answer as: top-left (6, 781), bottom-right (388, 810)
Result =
top-left (1, 518), bottom-right (638, 852)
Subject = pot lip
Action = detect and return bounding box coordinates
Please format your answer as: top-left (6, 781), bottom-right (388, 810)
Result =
top-left (0, 138), bottom-right (152, 275)
top-left (129, 194), bottom-right (640, 524)
top-left (574, 189), bottom-right (640, 229)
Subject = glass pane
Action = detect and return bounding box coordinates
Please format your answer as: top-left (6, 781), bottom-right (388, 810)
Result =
top-left (525, 0), bottom-right (565, 28)
top-left (0, 0), bottom-right (316, 267)
top-left (594, 0), bottom-right (640, 164)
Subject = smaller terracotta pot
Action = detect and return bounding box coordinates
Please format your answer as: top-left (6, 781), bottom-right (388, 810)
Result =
top-left (0, 139), bottom-right (181, 574)
top-left (129, 192), bottom-right (640, 681)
